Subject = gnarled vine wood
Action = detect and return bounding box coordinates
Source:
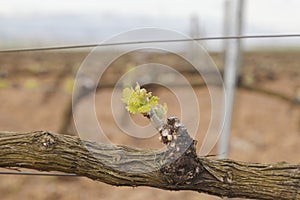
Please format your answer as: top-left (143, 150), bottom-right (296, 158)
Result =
top-left (0, 131), bottom-right (299, 199)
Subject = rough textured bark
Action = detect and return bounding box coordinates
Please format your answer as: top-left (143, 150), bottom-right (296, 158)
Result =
top-left (0, 130), bottom-right (299, 200)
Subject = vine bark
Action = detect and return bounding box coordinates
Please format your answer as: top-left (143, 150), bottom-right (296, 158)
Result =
top-left (0, 130), bottom-right (299, 200)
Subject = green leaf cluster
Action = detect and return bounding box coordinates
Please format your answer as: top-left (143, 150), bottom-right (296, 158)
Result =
top-left (122, 83), bottom-right (159, 114)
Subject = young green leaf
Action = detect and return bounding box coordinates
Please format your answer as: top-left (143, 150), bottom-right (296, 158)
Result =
top-left (122, 83), bottom-right (160, 115)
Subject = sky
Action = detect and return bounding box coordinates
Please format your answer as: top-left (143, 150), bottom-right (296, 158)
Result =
top-left (1, 0), bottom-right (300, 50)
top-left (1, 0), bottom-right (223, 17)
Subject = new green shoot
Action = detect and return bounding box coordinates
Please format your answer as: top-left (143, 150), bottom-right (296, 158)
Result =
top-left (122, 83), bottom-right (167, 119)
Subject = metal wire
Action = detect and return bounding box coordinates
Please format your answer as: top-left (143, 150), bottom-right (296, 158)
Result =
top-left (0, 171), bottom-right (78, 176)
top-left (1, 33), bottom-right (300, 53)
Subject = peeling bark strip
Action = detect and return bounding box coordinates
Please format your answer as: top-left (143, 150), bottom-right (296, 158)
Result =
top-left (0, 131), bottom-right (299, 200)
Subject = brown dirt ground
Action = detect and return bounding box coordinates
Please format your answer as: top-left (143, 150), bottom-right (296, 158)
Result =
top-left (0, 51), bottom-right (299, 200)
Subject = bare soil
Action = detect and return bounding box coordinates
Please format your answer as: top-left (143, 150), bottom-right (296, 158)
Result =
top-left (0, 51), bottom-right (299, 200)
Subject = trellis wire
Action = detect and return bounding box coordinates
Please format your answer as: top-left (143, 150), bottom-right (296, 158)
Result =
top-left (0, 171), bottom-right (78, 177)
top-left (0, 32), bottom-right (300, 176)
top-left (1, 34), bottom-right (300, 53)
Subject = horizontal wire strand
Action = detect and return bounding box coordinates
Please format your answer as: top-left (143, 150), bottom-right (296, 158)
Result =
top-left (0, 171), bottom-right (79, 176)
top-left (1, 33), bottom-right (300, 53)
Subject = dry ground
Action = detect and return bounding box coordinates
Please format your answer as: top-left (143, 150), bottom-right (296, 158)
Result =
top-left (0, 51), bottom-right (299, 200)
